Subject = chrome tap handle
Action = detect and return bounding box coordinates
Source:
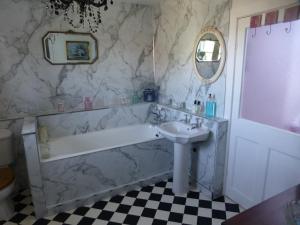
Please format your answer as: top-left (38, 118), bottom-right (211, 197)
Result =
top-left (179, 114), bottom-right (188, 123)
top-left (191, 117), bottom-right (202, 129)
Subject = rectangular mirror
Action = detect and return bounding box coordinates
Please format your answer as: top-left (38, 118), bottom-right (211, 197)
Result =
top-left (42, 31), bottom-right (98, 65)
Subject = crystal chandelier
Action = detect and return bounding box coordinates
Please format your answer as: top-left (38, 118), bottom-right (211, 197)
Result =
top-left (47, 0), bottom-right (114, 33)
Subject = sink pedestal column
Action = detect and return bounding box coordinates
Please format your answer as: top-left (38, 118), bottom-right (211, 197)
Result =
top-left (173, 143), bottom-right (191, 195)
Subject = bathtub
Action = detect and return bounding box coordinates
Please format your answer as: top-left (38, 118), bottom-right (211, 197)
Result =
top-left (23, 105), bottom-right (174, 217)
top-left (38, 123), bottom-right (173, 213)
top-left (40, 123), bottom-right (162, 162)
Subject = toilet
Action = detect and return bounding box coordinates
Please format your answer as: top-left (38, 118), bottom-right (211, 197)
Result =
top-left (0, 129), bottom-right (15, 221)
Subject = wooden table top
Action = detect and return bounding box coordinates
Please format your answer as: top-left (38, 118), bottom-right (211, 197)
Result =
top-left (222, 185), bottom-right (300, 225)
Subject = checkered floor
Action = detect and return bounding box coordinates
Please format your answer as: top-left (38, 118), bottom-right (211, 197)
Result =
top-left (0, 179), bottom-right (241, 225)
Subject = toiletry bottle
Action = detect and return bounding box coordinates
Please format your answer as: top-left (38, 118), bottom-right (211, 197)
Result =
top-left (57, 102), bottom-right (64, 112)
top-left (132, 91), bottom-right (139, 104)
top-left (211, 94), bottom-right (217, 117)
top-left (38, 126), bottom-right (49, 144)
top-left (193, 100), bottom-right (197, 114)
top-left (205, 94), bottom-right (212, 117)
top-left (196, 101), bottom-right (201, 115)
top-left (84, 97), bottom-right (93, 110)
top-left (181, 102), bottom-right (186, 110)
top-left (200, 101), bottom-right (205, 115)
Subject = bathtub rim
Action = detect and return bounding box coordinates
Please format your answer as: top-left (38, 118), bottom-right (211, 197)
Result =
top-left (39, 123), bottom-right (164, 163)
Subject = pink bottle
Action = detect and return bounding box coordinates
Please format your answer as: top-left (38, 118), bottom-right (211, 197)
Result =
top-left (84, 97), bottom-right (93, 111)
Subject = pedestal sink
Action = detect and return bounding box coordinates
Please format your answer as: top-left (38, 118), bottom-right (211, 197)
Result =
top-left (158, 121), bottom-right (210, 195)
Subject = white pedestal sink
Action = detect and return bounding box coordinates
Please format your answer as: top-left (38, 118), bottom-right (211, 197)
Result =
top-left (158, 121), bottom-right (210, 195)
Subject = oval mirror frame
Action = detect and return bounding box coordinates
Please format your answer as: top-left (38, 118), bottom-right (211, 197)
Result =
top-left (193, 27), bottom-right (226, 84)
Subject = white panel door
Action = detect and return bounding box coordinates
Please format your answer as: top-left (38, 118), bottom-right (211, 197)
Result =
top-left (226, 17), bottom-right (300, 209)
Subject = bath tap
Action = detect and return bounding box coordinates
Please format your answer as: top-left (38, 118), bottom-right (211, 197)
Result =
top-left (191, 117), bottom-right (202, 129)
top-left (180, 114), bottom-right (192, 124)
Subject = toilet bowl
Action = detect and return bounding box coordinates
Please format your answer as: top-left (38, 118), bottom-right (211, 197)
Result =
top-left (0, 167), bottom-right (15, 220)
top-left (0, 129), bottom-right (15, 221)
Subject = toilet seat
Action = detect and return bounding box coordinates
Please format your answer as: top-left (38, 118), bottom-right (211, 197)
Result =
top-left (0, 167), bottom-right (14, 191)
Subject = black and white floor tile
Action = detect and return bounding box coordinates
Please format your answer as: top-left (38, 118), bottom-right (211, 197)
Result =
top-left (0, 179), bottom-right (241, 225)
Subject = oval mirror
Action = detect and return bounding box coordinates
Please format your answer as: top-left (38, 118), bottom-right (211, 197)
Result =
top-left (194, 27), bottom-right (226, 84)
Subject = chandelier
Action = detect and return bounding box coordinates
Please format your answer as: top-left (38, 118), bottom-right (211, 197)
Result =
top-left (47, 0), bottom-right (114, 33)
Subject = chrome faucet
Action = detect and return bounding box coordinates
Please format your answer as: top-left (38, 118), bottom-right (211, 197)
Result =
top-left (180, 114), bottom-right (191, 124)
top-left (191, 117), bottom-right (202, 129)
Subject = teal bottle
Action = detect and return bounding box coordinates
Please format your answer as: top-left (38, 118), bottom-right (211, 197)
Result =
top-left (211, 94), bottom-right (217, 117)
top-left (205, 94), bottom-right (217, 117)
top-left (205, 94), bottom-right (212, 117)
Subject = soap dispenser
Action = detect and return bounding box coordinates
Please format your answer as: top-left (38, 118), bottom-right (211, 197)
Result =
top-left (205, 94), bottom-right (212, 117)
top-left (211, 94), bottom-right (217, 117)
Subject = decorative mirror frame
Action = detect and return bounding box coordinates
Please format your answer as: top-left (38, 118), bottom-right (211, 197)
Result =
top-left (193, 27), bottom-right (226, 84)
top-left (42, 31), bottom-right (99, 65)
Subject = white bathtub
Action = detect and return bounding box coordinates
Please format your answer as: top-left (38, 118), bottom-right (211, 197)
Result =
top-left (40, 123), bottom-right (162, 162)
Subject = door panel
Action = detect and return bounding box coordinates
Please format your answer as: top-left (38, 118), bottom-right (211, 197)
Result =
top-left (264, 150), bottom-right (300, 199)
top-left (226, 16), bottom-right (300, 209)
top-left (231, 137), bottom-right (268, 206)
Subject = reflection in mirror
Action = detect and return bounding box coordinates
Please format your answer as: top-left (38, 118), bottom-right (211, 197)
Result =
top-left (194, 27), bottom-right (226, 83)
top-left (196, 34), bottom-right (221, 62)
top-left (43, 31), bottom-right (98, 65)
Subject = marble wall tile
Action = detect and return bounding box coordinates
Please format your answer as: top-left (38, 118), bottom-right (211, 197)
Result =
top-left (0, 0), bottom-right (155, 120)
top-left (211, 121), bottom-right (228, 197)
top-left (41, 139), bottom-right (173, 207)
top-left (22, 119), bottom-right (47, 218)
top-left (0, 0), bottom-right (156, 194)
top-left (153, 0), bottom-right (231, 117)
top-left (38, 103), bottom-right (152, 139)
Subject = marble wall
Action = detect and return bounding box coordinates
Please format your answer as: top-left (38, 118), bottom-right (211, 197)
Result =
top-left (153, 0), bottom-right (231, 117)
top-left (0, 0), bottom-right (154, 120)
top-left (38, 103), bottom-right (152, 139)
top-left (0, 0), bottom-right (231, 120)
top-left (22, 117), bottom-right (47, 217)
top-left (0, 0), bottom-right (155, 191)
top-left (3, 0), bottom-right (231, 206)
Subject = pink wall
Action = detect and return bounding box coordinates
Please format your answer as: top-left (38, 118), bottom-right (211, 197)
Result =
top-left (241, 20), bottom-right (300, 133)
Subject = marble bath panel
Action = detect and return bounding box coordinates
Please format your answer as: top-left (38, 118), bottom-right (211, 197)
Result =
top-left (211, 120), bottom-right (228, 197)
top-left (0, 0), bottom-right (155, 120)
top-left (46, 171), bottom-right (172, 217)
top-left (153, 0), bottom-right (230, 117)
top-left (0, 119), bottom-right (28, 190)
top-left (38, 103), bottom-right (152, 139)
top-left (41, 139), bottom-right (173, 207)
top-left (22, 124), bottom-right (47, 218)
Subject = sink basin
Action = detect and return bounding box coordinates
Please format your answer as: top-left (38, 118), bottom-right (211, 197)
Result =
top-left (158, 121), bottom-right (210, 195)
top-left (158, 121), bottom-right (210, 144)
